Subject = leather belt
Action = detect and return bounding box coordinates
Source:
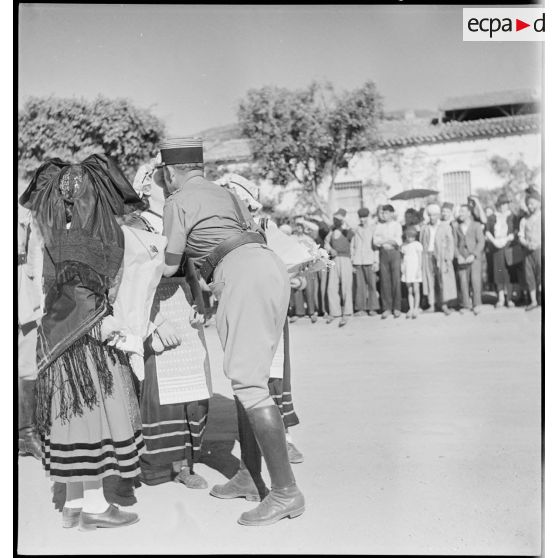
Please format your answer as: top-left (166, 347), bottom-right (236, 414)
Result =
top-left (199, 231), bottom-right (266, 283)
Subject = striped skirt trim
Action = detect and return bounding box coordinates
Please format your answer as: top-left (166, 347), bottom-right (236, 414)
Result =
top-left (41, 431), bottom-right (145, 482)
top-left (140, 411), bottom-right (207, 466)
top-left (268, 379), bottom-right (300, 428)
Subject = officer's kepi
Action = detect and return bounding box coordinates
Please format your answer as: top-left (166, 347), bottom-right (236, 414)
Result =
top-left (158, 137), bottom-right (204, 167)
top-left (152, 137), bottom-right (204, 189)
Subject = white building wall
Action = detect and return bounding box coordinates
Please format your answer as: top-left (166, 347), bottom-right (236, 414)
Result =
top-left (330, 132), bottom-right (541, 218)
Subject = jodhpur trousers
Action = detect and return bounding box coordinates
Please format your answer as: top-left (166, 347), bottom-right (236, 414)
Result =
top-left (211, 244), bottom-right (290, 410)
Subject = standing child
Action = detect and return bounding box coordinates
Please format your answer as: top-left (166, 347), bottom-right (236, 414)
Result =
top-left (401, 225), bottom-right (423, 319)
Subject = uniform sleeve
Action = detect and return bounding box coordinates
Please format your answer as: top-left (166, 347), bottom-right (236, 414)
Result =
top-left (163, 199), bottom-right (188, 265)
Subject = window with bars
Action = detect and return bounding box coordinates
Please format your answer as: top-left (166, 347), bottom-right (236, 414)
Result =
top-left (333, 181), bottom-right (364, 213)
top-left (442, 171), bottom-right (471, 206)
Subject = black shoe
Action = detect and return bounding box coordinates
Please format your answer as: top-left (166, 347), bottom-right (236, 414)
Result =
top-left (238, 485), bottom-right (305, 526)
top-left (238, 405), bottom-right (305, 526)
top-left (78, 504), bottom-right (139, 531)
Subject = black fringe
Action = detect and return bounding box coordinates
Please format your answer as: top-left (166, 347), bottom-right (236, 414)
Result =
top-left (35, 322), bottom-right (131, 436)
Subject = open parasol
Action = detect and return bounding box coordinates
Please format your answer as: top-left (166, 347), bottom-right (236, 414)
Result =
top-left (390, 188), bottom-right (439, 201)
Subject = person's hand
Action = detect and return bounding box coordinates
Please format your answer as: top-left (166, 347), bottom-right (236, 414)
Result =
top-left (189, 307), bottom-right (205, 327)
top-left (465, 254), bottom-right (475, 264)
top-left (507, 234), bottom-right (515, 242)
top-left (457, 255), bottom-right (465, 265)
top-left (372, 263), bottom-right (379, 273)
top-left (156, 320), bottom-right (181, 348)
top-left (329, 248), bottom-right (338, 258)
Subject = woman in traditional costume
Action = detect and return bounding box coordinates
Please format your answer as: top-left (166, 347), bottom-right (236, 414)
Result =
top-left (19, 155), bottom-right (147, 531)
top-left (128, 161), bottom-right (212, 489)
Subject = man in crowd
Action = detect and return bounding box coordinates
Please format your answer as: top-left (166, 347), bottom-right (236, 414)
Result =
top-left (518, 189), bottom-right (542, 311)
top-left (441, 202), bottom-right (456, 228)
top-left (351, 207), bottom-right (380, 316)
top-left (420, 204), bottom-right (457, 315)
top-left (373, 204), bottom-right (403, 319)
top-left (324, 208), bottom-right (354, 327)
top-left (158, 137), bottom-right (304, 526)
top-left (454, 204), bottom-right (485, 315)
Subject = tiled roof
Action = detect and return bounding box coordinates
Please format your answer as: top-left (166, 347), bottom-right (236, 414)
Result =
top-left (439, 89), bottom-right (540, 112)
top-left (376, 113), bottom-right (540, 148)
top-left (202, 113), bottom-right (540, 162)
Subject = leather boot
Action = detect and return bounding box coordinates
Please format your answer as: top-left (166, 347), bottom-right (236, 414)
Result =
top-left (210, 397), bottom-right (268, 501)
top-left (18, 380), bottom-right (43, 461)
top-left (238, 405), bottom-right (305, 526)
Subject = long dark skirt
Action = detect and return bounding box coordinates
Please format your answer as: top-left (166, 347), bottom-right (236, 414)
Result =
top-left (139, 342), bottom-right (209, 484)
top-left (268, 320), bottom-right (300, 429)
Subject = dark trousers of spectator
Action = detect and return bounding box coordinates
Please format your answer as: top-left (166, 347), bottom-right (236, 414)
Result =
top-left (524, 248), bottom-right (542, 292)
top-left (379, 248), bottom-right (401, 312)
top-left (354, 265), bottom-right (380, 313)
top-left (292, 272), bottom-right (317, 316)
top-left (457, 259), bottom-right (482, 309)
top-left (316, 269), bottom-right (329, 316)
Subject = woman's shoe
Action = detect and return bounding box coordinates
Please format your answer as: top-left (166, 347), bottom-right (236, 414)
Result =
top-left (62, 507), bottom-right (82, 528)
top-left (287, 443), bottom-right (304, 464)
top-left (78, 505), bottom-right (139, 531)
top-left (506, 300), bottom-right (515, 308)
top-left (174, 468), bottom-right (208, 489)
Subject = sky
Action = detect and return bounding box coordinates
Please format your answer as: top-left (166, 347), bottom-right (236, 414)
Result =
top-left (18, 4), bottom-right (543, 135)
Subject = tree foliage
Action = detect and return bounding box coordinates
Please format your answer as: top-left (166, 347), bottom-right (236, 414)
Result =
top-left (238, 81), bottom-right (382, 214)
top-left (18, 96), bottom-right (166, 180)
top-left (476, 155), bottom-right (540, 209)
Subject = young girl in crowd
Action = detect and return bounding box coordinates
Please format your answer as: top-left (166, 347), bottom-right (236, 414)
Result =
top-left (401, 225), bottom-right (423, 319)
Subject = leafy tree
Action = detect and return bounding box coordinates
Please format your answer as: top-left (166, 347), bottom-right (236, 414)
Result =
top-left (238, 81), bottom-right (382, 216)
top-left (18, 96), bottom-right (165, 180)
top-left (476, 155), bottom-right (540, 209)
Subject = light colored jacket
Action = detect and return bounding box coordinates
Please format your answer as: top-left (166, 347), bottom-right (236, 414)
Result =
top-left (351, 223), bottom-right (378, 266)
top-left (18, 205), bottom-right (44, 326)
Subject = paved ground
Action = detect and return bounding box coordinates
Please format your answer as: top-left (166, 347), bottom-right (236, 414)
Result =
top-left (17, 306), bottom-right (542, 555)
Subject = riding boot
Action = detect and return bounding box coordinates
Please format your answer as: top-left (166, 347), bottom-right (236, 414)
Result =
top-left (210, 397), bottom-right (268, 501)
top-left (238, 405), bottom-right (305, 526)
top-left (18, 380), bottom-right (43, 461)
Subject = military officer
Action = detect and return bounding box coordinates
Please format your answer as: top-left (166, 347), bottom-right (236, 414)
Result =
top-left (156, 137), bottom-right (305, 526)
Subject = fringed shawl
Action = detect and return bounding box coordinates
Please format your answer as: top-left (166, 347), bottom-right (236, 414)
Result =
top-left (19, 154), bottom-right (145, 434)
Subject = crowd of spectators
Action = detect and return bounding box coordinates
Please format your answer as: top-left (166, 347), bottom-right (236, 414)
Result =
top-left (276, 188), bottom-right (542, 326)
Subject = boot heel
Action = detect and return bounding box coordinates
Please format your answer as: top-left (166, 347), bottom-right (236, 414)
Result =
top-left (288, 507), bottom-right (305, 519)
